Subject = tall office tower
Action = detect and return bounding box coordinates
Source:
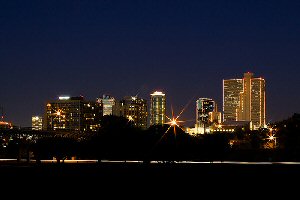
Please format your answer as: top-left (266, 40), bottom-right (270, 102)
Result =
top-left (223, 79), bottom-right (244, 122)
top-left (114, 96), bottom-right (147, 129)
top-left (249, 76), bottom-right (266, 129)
top-left (32, 116), bottom-right (43, 130)
top-left (97, 94), bottom-right (116, 116)
top-left (196, 98), bottom-right (216, 126)
top-left (44, 96), bottom-right (102, 133)
top-left (150, 91), bottom-right (166, 126)
top-left (223, 72), bottom-right (266, 129)
top-left (196, 98), bottom-right (221, 133)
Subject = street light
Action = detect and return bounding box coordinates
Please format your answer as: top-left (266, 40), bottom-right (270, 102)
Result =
top-left (264, 127), bottom-right (277, 149)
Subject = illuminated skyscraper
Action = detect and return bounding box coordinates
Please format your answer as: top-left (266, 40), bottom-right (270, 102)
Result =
top-left (114, 96), bottom-right (148, 129)
top-left (223, 79), bottom-right (244, 121)
top-left (195, 98), bottom-right (221, 134)
top-left (223, 72), bottom-right (266, 129)
top-left (150, 91), bottom-right (166, 126)
top-left (196, 98), bottom-right (215, 127)
top-left (44, 96), bottom-right (102, 133)
top-left (97, 94), bottom-right (116, 116)
top-left (32, 116), bottom-right (43, 130)
top-left (196, 98), bottom-right (221, 125)
top-left (249, 77), bottom-right (266, 129)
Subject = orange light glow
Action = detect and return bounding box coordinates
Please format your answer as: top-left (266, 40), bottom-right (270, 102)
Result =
top-left (170, 119), bottom-right (177, 126)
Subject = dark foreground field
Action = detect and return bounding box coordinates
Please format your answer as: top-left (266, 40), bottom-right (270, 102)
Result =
top-left (1, 161), bottom-right (299, 196)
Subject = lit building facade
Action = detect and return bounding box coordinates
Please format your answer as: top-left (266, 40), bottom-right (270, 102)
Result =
top-left (32, 116), bottom-right (43, 130)
top-left (223, 79), bottom-right (244, 122)
top-left (114, 96), bottom-right (147, 129)
top-left (150, 91), bottom-right (166, 126)
top-left (195, 98), bottom-right (221, 134)
top-left (196, 98), bottom-right (215, 126)
top-left (249, 77), bottom-right (266, 129)
top-left (223, 72), bottom-right (266, 129)
top-left (97, 94), bottom-right (116, 116)
top-left (44, 96), bottom-right (102, 133)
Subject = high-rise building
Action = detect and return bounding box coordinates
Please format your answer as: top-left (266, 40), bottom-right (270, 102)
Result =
top-left (150, 91), bottom-right (166, 126)
top-left (32, 116), bottom-right (43, 130)
top-left (196, 98), bottom-right (218, 125)
top-left (97, 94), bottom-right (116, 116)
top-left (249, 77), bottom-right (266, 129)
top-left (114, 96), bottom-right (147, 129)
top-left (44, 96), bottom-right (102, 133)
top-left (223, 72), bottom-right (266, 129)
top-left (195, 98), bottom-right (221, 134)
top-left (223, 79), bottom-right (244, 122)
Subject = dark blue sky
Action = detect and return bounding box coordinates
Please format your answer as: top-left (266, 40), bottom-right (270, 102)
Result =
top-left (1, 0), bottom-right (300, 127)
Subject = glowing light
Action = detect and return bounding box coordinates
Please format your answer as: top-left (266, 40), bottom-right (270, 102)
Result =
top-left (128, 116), bottom-right (134, 121)
top-left (170, 119), bottom-right (177, 126)
top-left (264, 127), bottom-right (278, 149)
top-left (0, 121), bottom-right (9, 125)
top-left (164, 105), bottom-right (186, 136)
top-left (32, 116), bottom-right (41, 121)
top-left (151, 91), bottom-right (165, 96)
top-left (59, 96), bottom-right (70, 100)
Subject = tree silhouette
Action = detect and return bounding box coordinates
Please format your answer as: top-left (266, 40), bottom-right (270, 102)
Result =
top-left (275, 113), bottom-right (300, 161)
top-left (86, 115), bottom-right (146, 161)
top-left (33, 136), bottom-right (78, 163)
top-left (146, 124), bottom-right (198, 162)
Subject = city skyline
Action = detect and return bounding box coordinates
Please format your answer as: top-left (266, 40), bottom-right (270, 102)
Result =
top-left (1, 1), bottom-right (300, 127)
top-left (0, 71), bottom-right (293, 128)
top-left (33, 73), bottom-right (266, 132)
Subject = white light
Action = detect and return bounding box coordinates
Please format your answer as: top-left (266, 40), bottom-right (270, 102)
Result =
top-left (59, 96), bottom-right (70, 100)
top-left (151, 91), bottom-right (165, 96)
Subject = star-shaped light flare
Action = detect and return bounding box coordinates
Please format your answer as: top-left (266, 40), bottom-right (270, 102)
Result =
top-left (151, 96), bottom-right (194, 151)
top-left (165, 105), bottom-right (186, 136)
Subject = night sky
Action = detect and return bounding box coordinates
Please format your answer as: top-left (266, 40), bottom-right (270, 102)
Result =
top-left (1, 0), bottom-right (300, 127)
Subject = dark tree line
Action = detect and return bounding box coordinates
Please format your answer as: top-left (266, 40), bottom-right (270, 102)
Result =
top-left (29, 115), bottom-right (230, 163)
top-left (3, 113), bottom-right (300, 163)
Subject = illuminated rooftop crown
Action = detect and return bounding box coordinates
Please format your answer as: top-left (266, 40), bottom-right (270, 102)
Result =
top-left (151, 91), bottom-right (165, 96)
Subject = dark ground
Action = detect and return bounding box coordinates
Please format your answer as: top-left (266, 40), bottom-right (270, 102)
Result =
top-left (0, 161), bottom-right (299, 196)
